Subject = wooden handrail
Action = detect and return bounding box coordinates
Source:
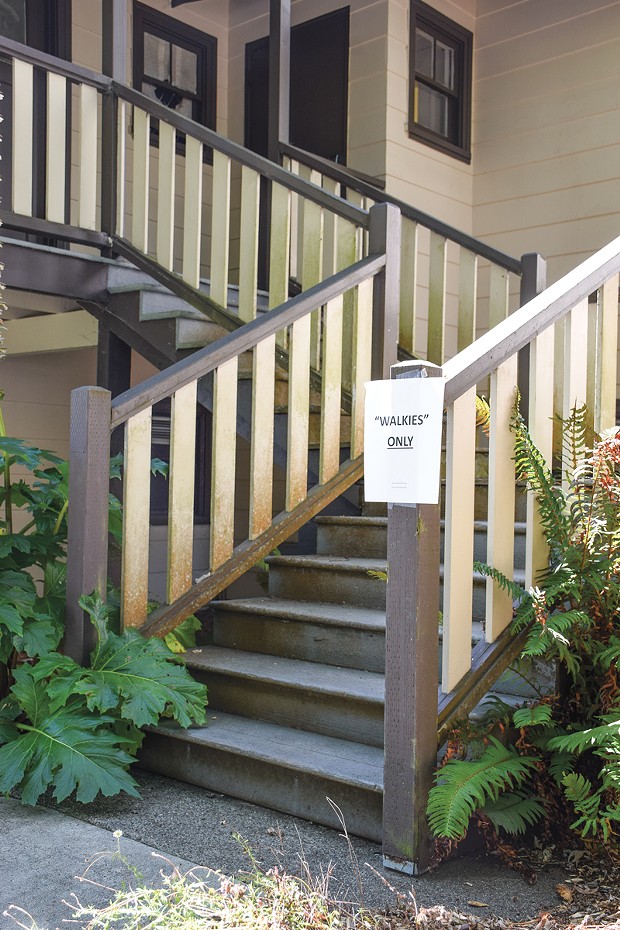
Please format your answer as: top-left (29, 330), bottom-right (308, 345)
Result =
top-left (0, 35), bottom-right (112, 89)
top-left (114, 83), bottom-right (370, 229)
top-left (443, 234), bottom-right (620, 405)
top-left (110, 253), bottom-right (386, 427)
top-left (282, 141), bottom-right (523, 275)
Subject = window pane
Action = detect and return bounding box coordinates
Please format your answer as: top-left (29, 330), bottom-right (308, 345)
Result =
top-left (0, 0), bottom-right (26, 42)
top-left (416, 82), bottom-right (448, 137)
top-left (415, 29), bottom-right (434, 79)
top-left (142, 82), bottom-right (193, 117)
top-left (144, 32), bottom-right (170, 81)
top-left (171, 45), bottom-right (198, 94)
top-left (435, 41), bottom-right (454, 89)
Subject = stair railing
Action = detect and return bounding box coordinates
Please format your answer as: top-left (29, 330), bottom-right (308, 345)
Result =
top-left (65, 203), bottom-right (400, 661)
top-left (282, 143), bottom-right (524, 364)
top-left (384, 235), bottom-right (620, 873)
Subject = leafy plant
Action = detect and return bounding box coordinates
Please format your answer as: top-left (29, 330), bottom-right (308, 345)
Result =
top-left (0, 428), bottom-right (207, 804)
top-left (428, 405), bottom-right (620, 850)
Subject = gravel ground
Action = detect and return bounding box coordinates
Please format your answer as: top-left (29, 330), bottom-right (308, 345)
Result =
top-left (37, 769), bottom-right (572, 922)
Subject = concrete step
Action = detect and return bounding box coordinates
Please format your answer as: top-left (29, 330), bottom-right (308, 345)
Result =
top-left (316, 515), bottom-right (527, 567)
top-left (362, 481), bottom-right (527, 522)
top-left (184, 646), bottom-right (385, 748)
top-left (140, 712), bottom-right (384, 841)
top-left (265, 552), bottom-right (525, 617)
top-left (211, 597), bottom-right (386, 672)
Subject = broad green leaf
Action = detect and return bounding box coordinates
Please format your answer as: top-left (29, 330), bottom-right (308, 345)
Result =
top-left (0, 670), bottom-right (140, 805)
top-left (0, 534), bottom-right (31, 559)
top-left (0, 603), bottom-right (24, 635)
top-left (17, 617), bottom-right (60, 657)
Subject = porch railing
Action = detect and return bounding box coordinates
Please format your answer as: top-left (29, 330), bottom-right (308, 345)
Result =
top-left (282, 143), bottom-right (524, 364)
top-left (385, 235), bottom-right (620, 873)
top-left (65, 203), bottom-right (399, 660)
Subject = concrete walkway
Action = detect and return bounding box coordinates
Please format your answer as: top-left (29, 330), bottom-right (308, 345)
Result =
top-left (1, 771), bottom-right (564, 930)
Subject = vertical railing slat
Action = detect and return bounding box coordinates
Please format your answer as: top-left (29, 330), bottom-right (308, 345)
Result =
top-left (319, 294), bottom-right (343, 484)
top-left (12, 59), bottom-right (33, 216)
top-left (525, 326), bottom-right (554, 589)
top-left (442, 387), bottom-right (476, 692)
top-left (322, 176), bottom-right (338, 280)
top-left (131, 107), bottom-right (150, 253)
top-left (339, 218), bottom-right (358, 391)
top-left (156, 120), bottom-right (176, 271)
top-left (597, 275), bottom-right (619, 432)
top-left (399, 218), bottom-right (418, 356)
top-left (427, 232), bottom-right (447, 364)
top-left (78, 83), bottom-right (98, 230)
top-left (46, 72), bottom-right (67, 223)
top-left (238, 165), bottom-right (261, 322)
top-left (121, 408), bottom-right (152, 628)
top-left (563, 298), bottom-right (589, 417)
top-left (269, 181), bottom-right (291, 309)
top-left (116, 99), bottom-right (127, 238)
top-left (485, 357), bottom-right (518, 641)
top-left (350, 278), bottom-right (373, 459)
top-left (210, 359), bottom-right (238, 569)
top-left (302, 173), bottom-right (324, 369)
top-left (488, 263), bottom-right (510, 327)
top-left (167, 381), bottom-right (197, 603)
top-left (458, 249), bottom-right (478, 351)
top-left (183, 136), bottom-right (204, 289)
top-left (249, 336), bottom-right (276, 538)
top-left (286, 314), bottom-right (311, 510)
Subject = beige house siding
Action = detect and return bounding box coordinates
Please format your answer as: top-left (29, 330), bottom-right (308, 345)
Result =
top-left (473, 0), bottom-right (620, 283)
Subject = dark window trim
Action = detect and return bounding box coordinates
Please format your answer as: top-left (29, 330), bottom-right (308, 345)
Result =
top-left (133, 1), bottom-right (217, 137)
top-left (408, 0), bottom-right (472, 163)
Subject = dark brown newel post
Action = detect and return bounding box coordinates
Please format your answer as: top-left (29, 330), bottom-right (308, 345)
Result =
top-left (369, 203), bottom-right (401, 380)
top-left (518, 252), bottom-right (547, 419)
top-left (383, 360), bottom-right (442, 876)
top-left (268, 0), bottom-right (290, 164)
top-left (101, 0), bottom-right (127, 244)
top-left (65, 386), bottom-right (112, 665)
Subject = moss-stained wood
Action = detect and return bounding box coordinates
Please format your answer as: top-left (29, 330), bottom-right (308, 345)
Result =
top-left (457, 248), bottom-right (477, 352)
top-left (140, 456), bottom-right (364, 639)
top-left (183, 137), bottom-right (204, 289)
top-left (442, 387), bottom-right (476, 692)
top-left (319, 295), bottom-right (343, 484)
top-left (427, 232), bottom-right (447, 364)
top-left (131, 107), bottom-right (150, 253)
top-left (210, 358), bottom-right (238, 569)
top-left (121, 407), bottom-right (152, 628)
top-left (597, 275), bottom-right (619, 431)
top-left (167, 381), bottom-right (197, 603)
top-left (399, 218), bottom-right (418, 356)
top-left (156, 120), bottom-right (176, 272)
top-left (249, 336), bottom-right (276, 539)
top-left (489, 263), bottom-right (510, 328)
top-left (485, 356), bottom-right (518, 642)
top-left (285, 314), bottom-right (311, 510)
top-left (350, 277), bottom-right (373, 460)
top-left (238, 165), bottom-right (260, 323)
top-left (525, 325), bottom-right (554, 590)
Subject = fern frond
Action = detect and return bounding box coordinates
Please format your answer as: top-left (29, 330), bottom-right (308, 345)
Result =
top-left (473, 562), bottom-right (528, 603)
top-left (483, 790), bottom-right (545, 835)
top-left (427, 737), bottom-right (540, 839)
top-left (513, 704), bottom-right (553, 728)
top-left (547, 719), bottom-right (620, 755)
top-left (475, 396), bottom-right (491, 437)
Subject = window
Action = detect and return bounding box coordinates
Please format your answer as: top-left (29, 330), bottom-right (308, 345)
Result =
top-left (408, 1), bottom-right (472, 162)
top-left (133, 2), bottom-right (216, 131)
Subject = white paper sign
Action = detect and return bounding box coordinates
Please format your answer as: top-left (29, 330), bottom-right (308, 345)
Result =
top-left (364, 377), bottom-right (445, 503)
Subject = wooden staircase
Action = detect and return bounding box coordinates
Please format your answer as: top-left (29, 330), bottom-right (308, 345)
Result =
top-left (139, 490), bottom-right (536, 842)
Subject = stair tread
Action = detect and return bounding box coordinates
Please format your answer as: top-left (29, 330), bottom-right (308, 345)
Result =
top-left (185, 646), bottom-right (385, 702)
top-left (213, 596), bottom-right (386, 631)
top-left (153, 712), bottom-right (384, 789)
top-left (266, 553), bottom-right (526, 583)
top-left (317, 515), bottom-right (528, 533)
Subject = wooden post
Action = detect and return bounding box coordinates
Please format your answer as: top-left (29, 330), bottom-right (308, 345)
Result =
top-left (65, 386), bottom-right (112, 665)
top-left (518, 253), bottom-right (547, 419)
top-left (268, 0), bottom-right (290, 164)
top-left (369, 203), bottom-right (401, 380)
top-left (383, 360), bottom-right (442, 876)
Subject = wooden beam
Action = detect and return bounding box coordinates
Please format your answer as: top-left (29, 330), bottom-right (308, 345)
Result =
top-left (3, 310), bottom-right (98, 355)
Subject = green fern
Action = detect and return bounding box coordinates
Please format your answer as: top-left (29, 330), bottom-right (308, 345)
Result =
top-left (427, 737), bottom-right (540, 839)
top-left (513, 704), bottom-right (553, 728)
top-left (483, 790), bottom-right (545, 835)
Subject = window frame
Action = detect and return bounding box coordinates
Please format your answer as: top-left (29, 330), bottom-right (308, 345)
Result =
top-left (408, 0), bottom-right (472, 163)
top-left (133, 1), bottom-right (217, 136)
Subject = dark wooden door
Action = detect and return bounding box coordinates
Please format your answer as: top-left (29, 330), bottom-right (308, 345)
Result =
top-left (245, 6), bottom-right (350, 163)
